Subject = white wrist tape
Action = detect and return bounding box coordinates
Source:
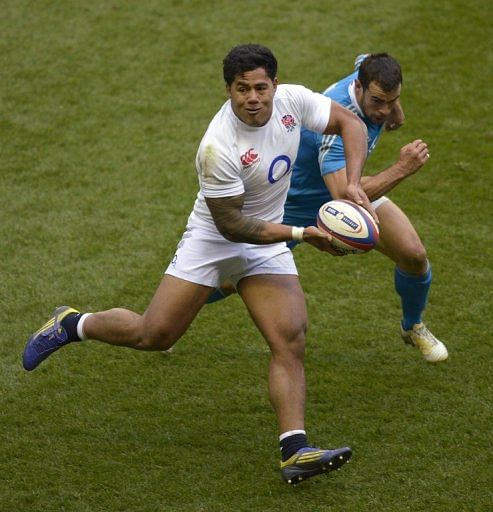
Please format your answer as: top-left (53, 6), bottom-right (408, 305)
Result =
top-left (291, 226), bottom-right (304, 242)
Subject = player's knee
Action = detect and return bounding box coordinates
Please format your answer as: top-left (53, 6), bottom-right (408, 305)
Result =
top-left (290, 324), bottom-right (307, 349)
top-left (272, 321), bottom-right (307, 360)
top-left (138, 322), bottom-right (179, 350)
top-left (401, 241), bottom-right (428, 273)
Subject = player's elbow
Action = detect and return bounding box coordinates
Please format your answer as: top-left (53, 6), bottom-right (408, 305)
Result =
top-left (214, 221), bottom-right (243, 242)
top-left (219, 228), bottom-right (242, 242)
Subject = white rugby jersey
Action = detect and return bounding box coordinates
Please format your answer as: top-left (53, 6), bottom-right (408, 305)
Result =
top-left (188, 84), bottom-right (332, 231)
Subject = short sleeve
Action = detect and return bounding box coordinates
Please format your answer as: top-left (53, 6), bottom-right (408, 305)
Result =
top-left (278, 85), bottom-right (332, 134)
top-left (299, 89), bottom-right (332, 134)
top-left (319, 134), bottom-right (346, 176)
top-left (196, 142), bottom-right (244, 198)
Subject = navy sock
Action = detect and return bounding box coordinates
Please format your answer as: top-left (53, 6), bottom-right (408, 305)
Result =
top-left (280, 433), bottom-right (309, 462)
top-left (60, 313), bottom-right (83, 342)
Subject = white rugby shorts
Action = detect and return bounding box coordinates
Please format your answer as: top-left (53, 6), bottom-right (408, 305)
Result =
top-left (165, 225), bottom-right (298, 287)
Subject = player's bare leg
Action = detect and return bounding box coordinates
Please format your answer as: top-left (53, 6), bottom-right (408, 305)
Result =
top-left (375, 200), bottom-right (427, 274)
top-left (23, 275), bottom-right (213, 370)
top-left (238, 274), bottom-right (307, 433)
top-left (84, 275), bottom-right (212, 350)
top-left (375, 200), bottom-right (448, 362)
top-left (238, 274), bottom-right (351, 484)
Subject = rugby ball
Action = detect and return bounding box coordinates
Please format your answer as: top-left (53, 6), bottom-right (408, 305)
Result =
top-left (317, 199), bottom-right (379, 254)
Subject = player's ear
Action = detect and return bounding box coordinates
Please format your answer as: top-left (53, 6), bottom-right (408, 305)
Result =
top-left (354, 79), bottom-right (363, 93)
top-left (225, 83), bottom-right (232, 97)
top-left (272, 77), bottom-right (278, 91)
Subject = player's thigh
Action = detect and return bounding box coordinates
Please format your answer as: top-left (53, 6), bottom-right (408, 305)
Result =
top-left (376, 200), bottom-right (426, 266)
top-left (143, 274), bottom-right (213, 343)
top-left (238, 274), bottom-right (307, 355)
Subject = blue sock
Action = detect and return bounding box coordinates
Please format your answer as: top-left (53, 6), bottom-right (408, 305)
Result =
top-left (394, 263), bottom-right (432, 331)
top-left (206, 287), bottom-right (229, 304)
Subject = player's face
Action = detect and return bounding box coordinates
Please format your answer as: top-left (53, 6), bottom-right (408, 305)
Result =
top-left (356, 80), bottom-right (401, 125)
top-left (227, 68), bottom-right (278, 127)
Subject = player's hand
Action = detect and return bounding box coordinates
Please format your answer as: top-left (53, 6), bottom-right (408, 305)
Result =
top-left (398, 139), bottom-right (430, 175)
top-left (303, 226), bottom-right (346, 256)
top-left (385, 101), bottom-right (405, 131)
top-left (345, 182), bottom-right (379, 225)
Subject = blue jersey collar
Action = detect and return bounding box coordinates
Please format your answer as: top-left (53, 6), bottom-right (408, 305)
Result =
top-left (348, 80), bottom-right (364, 118)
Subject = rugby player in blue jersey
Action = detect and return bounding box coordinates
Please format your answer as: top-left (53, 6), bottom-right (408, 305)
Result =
top-left (283, 53), bottom-right (448, 362)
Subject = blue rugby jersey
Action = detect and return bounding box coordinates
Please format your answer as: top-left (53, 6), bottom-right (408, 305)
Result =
top-left (283, 55), bottom-right (384, 227)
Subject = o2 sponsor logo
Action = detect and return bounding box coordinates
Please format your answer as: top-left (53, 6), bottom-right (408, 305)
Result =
top-left (268, 155), bottom-right (291, 184)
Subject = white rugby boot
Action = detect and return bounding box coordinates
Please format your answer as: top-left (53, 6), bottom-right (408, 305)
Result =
top-left (401, 322), bottom-right (449, 362)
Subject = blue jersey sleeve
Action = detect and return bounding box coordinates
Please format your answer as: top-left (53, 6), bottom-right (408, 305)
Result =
top-left (319, 134), bottom-right (346, 176)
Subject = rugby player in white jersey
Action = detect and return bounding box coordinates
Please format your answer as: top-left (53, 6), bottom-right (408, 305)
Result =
top-left (23, 44), bottom-right (373, 484)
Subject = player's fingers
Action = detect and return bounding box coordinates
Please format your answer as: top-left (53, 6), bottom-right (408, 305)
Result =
top-left (308, 228), bottom-right (346, 256)
top-left (355, 192), bottom-right (379, 224)
top-left (413, 141), bottom-right (429, 159)
top-left (320, 232), bottom-right (333, 244)
top-left (310, 226), bottom-right (333, 241)
top-left (419, 144), bottom-right (430, 159)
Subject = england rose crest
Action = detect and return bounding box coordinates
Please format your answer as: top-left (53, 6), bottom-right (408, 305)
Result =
top-left (281, 114), bottom-right (296, 132)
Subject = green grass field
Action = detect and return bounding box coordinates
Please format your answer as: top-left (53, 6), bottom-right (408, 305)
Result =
top-left (1, 1), bottom-right (492, 510)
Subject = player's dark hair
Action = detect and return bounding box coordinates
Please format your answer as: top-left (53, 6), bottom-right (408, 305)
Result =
top-left (223, 44), bottom-right (278, 86)
top-left (358, 53), bottom-right (402, 92)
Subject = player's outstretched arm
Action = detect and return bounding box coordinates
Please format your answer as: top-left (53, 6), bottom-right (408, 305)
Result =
top-left (206, 194), bottom-right (292, 244)
top-left (361, 139), bottom-right (430, 200)
top-left (323, 139), bottom-right (430, 202)
top-left (205, 195), bottom-right (341, 254)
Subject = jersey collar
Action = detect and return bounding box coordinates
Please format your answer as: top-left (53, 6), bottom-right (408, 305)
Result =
top-left (348, 80), bottom-right (364, 118)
